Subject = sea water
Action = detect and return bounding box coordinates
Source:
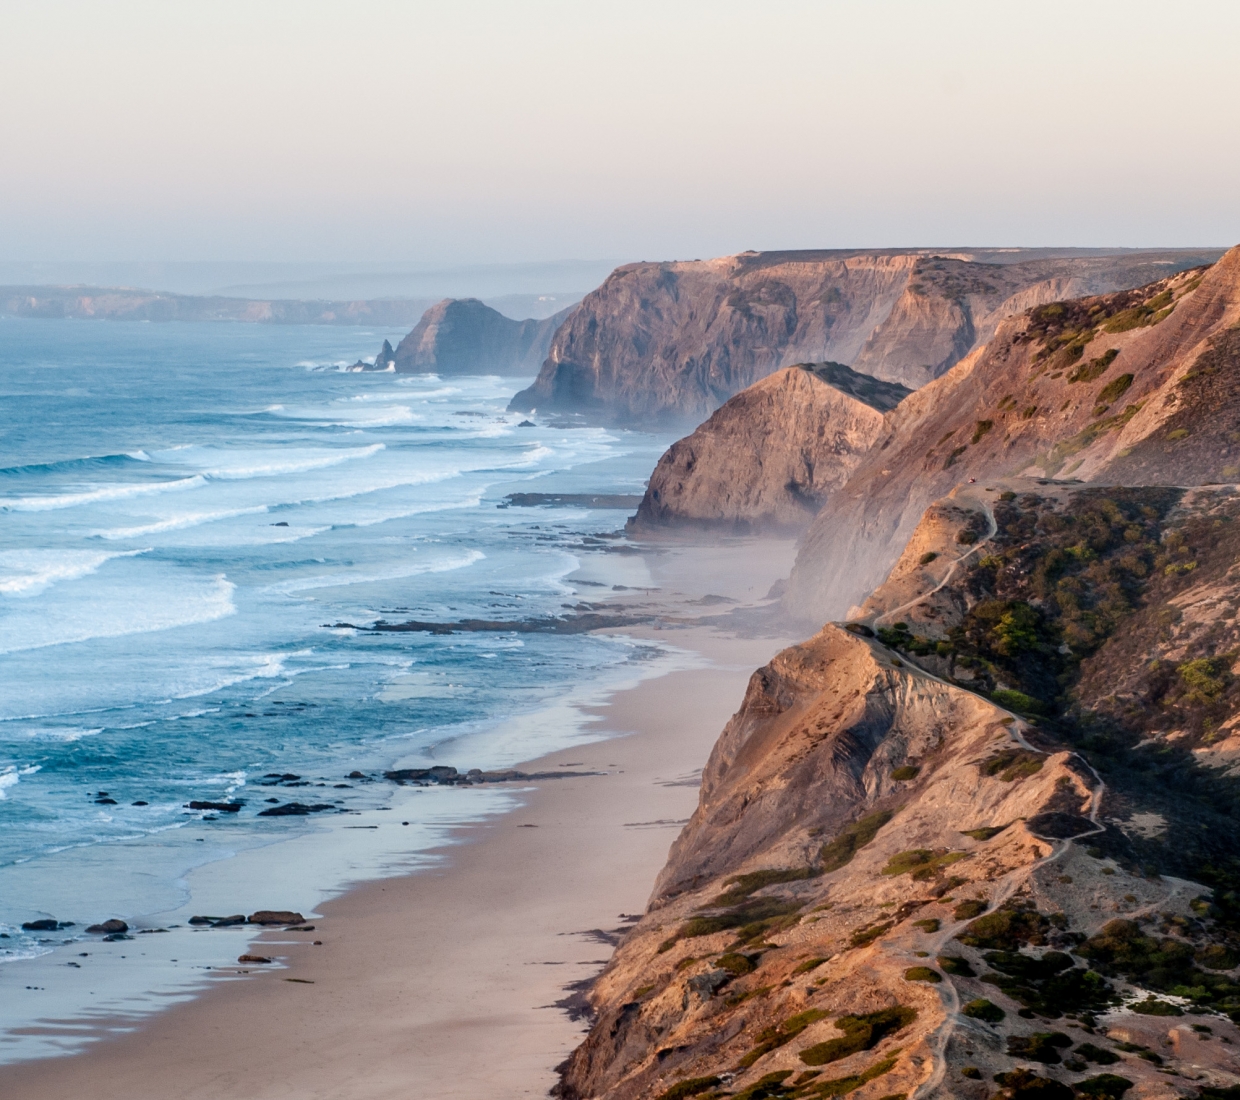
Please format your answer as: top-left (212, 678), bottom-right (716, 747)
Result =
top-left (0, 318), bottom-right (676, 1060)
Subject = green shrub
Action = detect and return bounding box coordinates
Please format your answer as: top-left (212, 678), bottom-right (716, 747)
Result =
top-left (1073, 1074), bottom-right (1133, 1100)
top-left (806, 1052), bottom-right (901, 1096)
top-left (972, 420), bottom-right (995, 445)
top-left (731, 1070), bottom-right (793, 1100)
top-left (962, 997), bottom-right (1005, 1022)
top-left (798, 1006), bottom-right (916, 1066)
top-left (1007, 1031), bottom-right (1072, 1064)
top-left (657, 1076), bottom-right (723, 1100)
top-left (958, 906), bottom-right (1051, 949)
top-left (820, 810), bottom-right (895, 873)
top-left (953, 899), bottom-right (989, 921)
top-left (890, 765), bottom-right (920, 781)
top-left (904, 966), bottom-right (941, 983)
top-left (1068, 349), bottom-right (1120, 384)
top-left (938, 955), bottom-right (976, 976)
top-left (918, 551), bottom-right (938, 565)
top-left (1073, 1042), bottom-right (1119, 1065)
top-left (912, 918), bottom-right (940, 933)
top-left (1095, 374), bottom-right (1134, 407)
top-left (882, 848), bottom-right (967, 880)
top-left (980, 747), bottom-right (1044, 779)
top-left (991, 689), bottom-right (1044, 716)
top-left (849, 920), bottom-right (894, 948)
top-left (962, 824), bottom-right (1009, 841)
top-left (999, 491), bottom-right (1017, 501)
top-left (962, 1066), bottom-right (983, 1079)
top-left (716, 952), bottom-right (757, 976)
top-left (739, 1009), bottom-right (829, 1067)
top-left (710, 867), bottom-right (820, 907)
top-left (993, 1068), bottom-right (1073, 1100)
top-left (794, 956), bottom-right (830, 974)
top-left (1130, 997), bottom-right (1182, 1016)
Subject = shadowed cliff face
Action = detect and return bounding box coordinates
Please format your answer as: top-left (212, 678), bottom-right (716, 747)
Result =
top-left (630, 365), bottom-right (909, 534)
top-left (509, 248), bottom-right (1221, 429)
top-left (783, 247), bottom-right (1240, 626)
top-left (392, 297), bottom-right (575, 376)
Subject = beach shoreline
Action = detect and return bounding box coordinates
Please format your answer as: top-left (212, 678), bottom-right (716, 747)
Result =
top-left (0, 538), bottom-right (798, 1099)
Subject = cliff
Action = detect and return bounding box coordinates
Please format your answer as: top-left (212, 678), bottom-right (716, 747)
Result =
top-left (562, 483), bottom-right (1240, 1100)
top-left (509, 248), bottom-right (1222, 429)
top-left (0, 285), bottom-right (436, 326)
top-left (391, 297), bottom-right (575, 376)
top-left (783, 246), bottom-right (1240, 625)
top-left (630, 364), bottom-right (909, 534)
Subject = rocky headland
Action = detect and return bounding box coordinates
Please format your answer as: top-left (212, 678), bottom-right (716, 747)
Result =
top-left (389, 296), bottom-right (575, 375)
top-left (509, 248), bottom-right (1222, 429)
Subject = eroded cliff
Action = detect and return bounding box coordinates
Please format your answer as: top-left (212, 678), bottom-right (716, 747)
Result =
top-left (509, 249), bottom-right (1221, 428)
top-left (630, 364), bottom-right (909, 534)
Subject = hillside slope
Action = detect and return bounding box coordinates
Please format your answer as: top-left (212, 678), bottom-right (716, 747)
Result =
top-left (508, 249), bottom-right (1220, 428)
top-left (630, 364), bottom-right (909, 534)
top-left (783, 247), bottom-right (1240, 625)
top-left (391, 297), bottom-right (575, 375)
top-left (561, 483), bottom-right (1240, 1100)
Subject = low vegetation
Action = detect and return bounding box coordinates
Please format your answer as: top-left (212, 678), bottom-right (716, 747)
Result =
top-left (797, 1006), bottom-right (916, 1066)
top-left (821, 810), bottom-right (895, 873)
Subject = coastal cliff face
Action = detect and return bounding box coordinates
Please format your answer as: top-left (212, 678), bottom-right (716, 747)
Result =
top-left (630, 365), bottom-right (909, 534)
top-left (783, 246), bottom-right (1240, 625)
top-left (562, 482), bottom-right (1240, 1100)
top-left (391, 297), bottom-right (574, 376)
top-left (509, 249), bottom-right (1221, 428)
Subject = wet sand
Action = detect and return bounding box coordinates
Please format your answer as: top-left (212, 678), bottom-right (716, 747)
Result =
top-left (1, 538), bottom-right (798, 1099)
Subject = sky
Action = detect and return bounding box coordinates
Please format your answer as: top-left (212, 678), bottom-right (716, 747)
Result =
top-left (2, 0), bottom-right (1238, 264)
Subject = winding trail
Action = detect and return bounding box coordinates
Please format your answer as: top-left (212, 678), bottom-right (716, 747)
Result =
top-left (871, 494), bottom-right (998, 629)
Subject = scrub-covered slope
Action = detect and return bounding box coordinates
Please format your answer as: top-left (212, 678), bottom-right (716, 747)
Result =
top-left (784, 247), bottom-right (1240, 625)
top-left (561, 483), bottom-right (1240, 1100)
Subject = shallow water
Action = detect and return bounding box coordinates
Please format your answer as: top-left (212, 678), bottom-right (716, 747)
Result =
top-left (0, 318), bottom-right (675, 1060)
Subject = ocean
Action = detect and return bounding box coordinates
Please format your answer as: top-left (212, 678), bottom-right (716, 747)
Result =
top-left (0, 317), bottom-right (676, 1061)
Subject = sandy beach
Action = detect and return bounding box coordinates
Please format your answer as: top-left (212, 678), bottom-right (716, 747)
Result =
top-left (0, 538), bottom-right (798, 1100)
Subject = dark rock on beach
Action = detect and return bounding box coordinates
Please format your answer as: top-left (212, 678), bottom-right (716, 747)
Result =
top-left (237, 954), bottom-right (273, 964)
top-left (248, 910), bottom-right (304, 925)
top-left (257, 802), bottom-right (336, 816)
top-left (85, 919), bottom-right (128, 935)
top-left (187, 800), bottom-right (244, 812)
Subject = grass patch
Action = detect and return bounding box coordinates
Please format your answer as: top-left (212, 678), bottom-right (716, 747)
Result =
top-left (958, 905), bottom-right (1053, 949)
top-left (798, 1006), bottom-right (916, 1066)
top-left (980, 748), bottom-right (1044, 781)
top-left (904, 966), bottom-right (941, 983)
top-left (802, 1052), bottom-right (901, 1097)
top-left (962, 824), bottom-right (1010, 841)
top-left (882, 848), bottom-right (967, 880)
top-left (716, 952), bottom-right (758, 976)
top-left (821, 810), bottom-right (895, 873)
top-left (890, 765), bottom-right (920, 781)
top-left (849, 921), bottom-right (894, 948)
top-left (953, 899), bottom-right (989, 920)
top-left (739, 1009), bottom-right (830, 1068)
top-left (912, 918), bottom-right (940, 933)
top-left (657, 1076), bottom-right (722, 1100)
top-left (793, 957), bottom-right (830, 975)
top-left (710, 867), bottom-right (820, 907)
top-left (972, 420), bottom-right (995, 445)
top-left (659, 897), bottom-right (803, 952)
top-left (1068, 349), bottom-right (1119, 384)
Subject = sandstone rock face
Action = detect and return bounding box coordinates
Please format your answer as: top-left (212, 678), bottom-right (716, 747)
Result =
top-left (631, 364), bottom-right (909, 534)
top-left (509, 248), bottom-right (1221, 428)
top-left (783, 247), bottom-right (1240, 625)
top-left (392, 298), bottom-right (574, 376)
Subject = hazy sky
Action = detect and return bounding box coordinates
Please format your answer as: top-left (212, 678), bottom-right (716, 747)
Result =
top-left (3, 0), bottom-right (1238, 263)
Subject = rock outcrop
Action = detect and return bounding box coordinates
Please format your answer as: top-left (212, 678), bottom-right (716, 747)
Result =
top-left (783, 246), bottom-right (1240, 625)
top-left (630, 364), bottom-right (909, 534)
top-left (392, 298), bottom-right (575, 376)
top-left (509, 248), bottom-right (1221, 428)
top-left (560, 480), bottom-right (1240, 1100)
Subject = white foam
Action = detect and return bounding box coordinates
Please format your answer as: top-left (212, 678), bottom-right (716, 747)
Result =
top-left (2, 476), bottom-right (205, 512)
top-left (91, 507), bottom-right (269, 540)
top-left (0, 765), bottom-right (40, 799)
top-left (261, 550), bottom-right (485, 594)
top-left (0, 548), bottom-right (148, 598)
